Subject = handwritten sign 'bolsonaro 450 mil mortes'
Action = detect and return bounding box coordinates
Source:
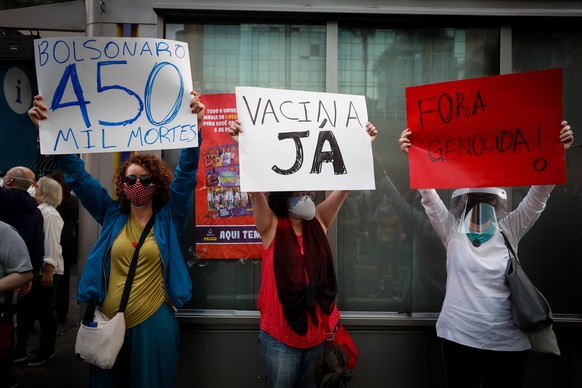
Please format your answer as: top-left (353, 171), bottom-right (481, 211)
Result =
top-left (34, 37), bottom-right (198, 154)
top-left (405, 68), bottom-right (565, 189)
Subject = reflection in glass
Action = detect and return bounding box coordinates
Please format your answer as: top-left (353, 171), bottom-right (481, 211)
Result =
top-left (166, 22), bottom-right (327, 310)
top-left (512, 29), bottom-right (582, 315)
top-left (337, 27), bottom-right (500, 312)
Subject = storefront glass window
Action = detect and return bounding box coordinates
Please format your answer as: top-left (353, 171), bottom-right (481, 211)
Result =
top-left (167, 23), bottom-right (563, 314)
top-left (165, 22), bottom-right (326, 310)
top-left (512, 29), bottom-right (582, 315)
top-left (336, 27), bottom-right (500, 312)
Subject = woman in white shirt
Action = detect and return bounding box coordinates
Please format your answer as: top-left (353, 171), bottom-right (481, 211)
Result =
top-left (19, 176), bottom-right (64, 366)
top-left (398, 121), bottom-right (573, 388)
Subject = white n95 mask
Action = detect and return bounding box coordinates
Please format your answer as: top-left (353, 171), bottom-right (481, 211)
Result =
top-left (288, 194), bottom-right (316, 220)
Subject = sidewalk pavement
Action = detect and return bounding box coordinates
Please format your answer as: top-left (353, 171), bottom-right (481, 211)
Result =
top-left (12, 265), bottom-right (88, 388)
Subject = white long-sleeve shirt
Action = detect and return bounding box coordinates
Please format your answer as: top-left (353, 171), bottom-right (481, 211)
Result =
top-left (38, 203), bottom-right (64, 276)
top-left (419, 185), bottom-right (554, 351)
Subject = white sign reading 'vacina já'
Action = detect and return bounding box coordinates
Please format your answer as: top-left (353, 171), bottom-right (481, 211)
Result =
top-left (34, 37), bottom-right (198, 154)
top-left (236, 86), bottom-right (375, 192)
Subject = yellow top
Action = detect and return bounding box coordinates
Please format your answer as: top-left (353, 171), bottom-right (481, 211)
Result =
top-left (101, 216), bottom-right (167, 328)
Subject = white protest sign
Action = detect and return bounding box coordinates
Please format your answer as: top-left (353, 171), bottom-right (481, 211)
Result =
top-left (34, 37), bottom-right (198, 154)
top-left (236, 87), bottom-right (375, 192)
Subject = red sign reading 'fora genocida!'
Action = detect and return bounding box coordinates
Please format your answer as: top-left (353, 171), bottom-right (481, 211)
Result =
top-left (405, 68), bottom-right (565, 189)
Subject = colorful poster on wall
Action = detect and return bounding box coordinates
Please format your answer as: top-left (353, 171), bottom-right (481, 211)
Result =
top-left (405, 68), bottom-right (565, 189)
top-left (194, 93), bottom-right (262, 260)
top-left (33, 37), bottom-right (198, 154)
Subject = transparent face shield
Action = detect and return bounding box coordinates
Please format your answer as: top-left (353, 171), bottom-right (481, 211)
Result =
top-left (460, 199), bottom-right (498, 232)
top-left (451, 188), bottom-right (507, 247)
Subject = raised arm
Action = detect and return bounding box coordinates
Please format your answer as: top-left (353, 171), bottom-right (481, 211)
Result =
top-left (228, 120), bottom-right (277, 245)
top-left (316, 121), bottom-right (378, 230)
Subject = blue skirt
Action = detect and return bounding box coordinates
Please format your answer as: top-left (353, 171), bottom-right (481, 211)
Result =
top-left (89, 302), bottom-right (179, 388)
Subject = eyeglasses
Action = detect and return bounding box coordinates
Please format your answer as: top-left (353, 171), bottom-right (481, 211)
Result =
top-left (123, 175), bottom-right (153, 186)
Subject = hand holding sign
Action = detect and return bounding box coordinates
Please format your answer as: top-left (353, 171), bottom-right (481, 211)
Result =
top-left (559, 121), bottom-right (575, 150)
top-left (399, 128), bottom-right (412, 154)
top-left (190, 91), bottom-right (205, 126)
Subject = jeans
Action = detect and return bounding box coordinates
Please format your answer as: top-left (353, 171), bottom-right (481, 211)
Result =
top-left (258, 330), bottom-right (325, 388)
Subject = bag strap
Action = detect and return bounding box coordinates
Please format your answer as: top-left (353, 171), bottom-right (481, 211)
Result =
top-left (322, 313), bottom-right (339, 342)
top-left (82, 214), bottom-right (155, 324)
top-left (118, 215), bottom-right (155, 312)
top-left (500, 230), bottom-right (521, 265)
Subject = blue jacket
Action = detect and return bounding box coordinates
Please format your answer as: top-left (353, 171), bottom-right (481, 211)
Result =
top-left (54, 146), bottom-right (199, 308)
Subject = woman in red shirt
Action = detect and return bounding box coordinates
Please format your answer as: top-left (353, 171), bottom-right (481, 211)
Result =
top-left (228, 120), bottom-right (377, 387)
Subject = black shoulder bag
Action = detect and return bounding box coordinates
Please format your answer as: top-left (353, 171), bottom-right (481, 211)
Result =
top-left (502, 230), bottom-right (553, 331)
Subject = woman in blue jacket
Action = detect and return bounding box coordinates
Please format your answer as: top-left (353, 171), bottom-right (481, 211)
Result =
top-left (28, 92), bottom-right (204, 388)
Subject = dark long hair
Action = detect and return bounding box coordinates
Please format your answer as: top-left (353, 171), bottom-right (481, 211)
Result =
top-left (267, 191), bottom-right (293, 218)
top-left (115, 154), bottom-right (173, 214)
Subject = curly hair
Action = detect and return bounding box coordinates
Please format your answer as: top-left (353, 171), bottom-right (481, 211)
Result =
top-left (115, 154), bottom-right (173, 213)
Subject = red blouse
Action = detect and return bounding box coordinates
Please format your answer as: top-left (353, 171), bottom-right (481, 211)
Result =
top-left (258, 235), bottom-right (340, 348)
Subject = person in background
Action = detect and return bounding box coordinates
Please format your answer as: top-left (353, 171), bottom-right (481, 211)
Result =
top-left (16, 176), bottom-right (64, 367)
top-left (369, 192), bottom-right (405, 300)
top-left (0, 167), bottom-right (45, 365)
top-left (398, 121), bottom-right (574, 388)
top-left (0, 221), bottom-right (33, 388)
top-left (376, 174), bottom-right (446, 311)
top-left (47, 171), bottom-right (79, 324)
top-left (228, 119), bottom-right (377, 388)
top-left (337, 192), bottom-right (359, 295)
top-left (0, 167), bottom-right (44, 274)
top-left (29, 91), bottom-right (204, 388)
